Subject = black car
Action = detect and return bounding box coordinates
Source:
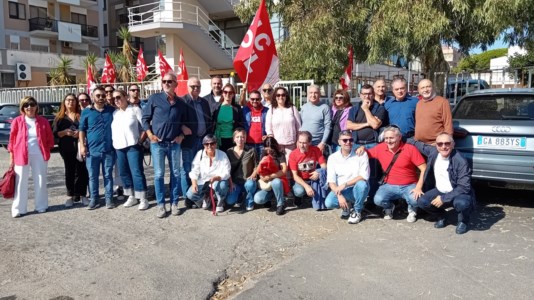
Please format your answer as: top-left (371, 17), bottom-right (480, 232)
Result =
top-left (0, 102), bottom-right (61, 147)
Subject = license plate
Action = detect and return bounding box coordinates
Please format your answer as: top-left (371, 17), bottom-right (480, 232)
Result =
top-left (476, 136), bottom-right (527, 149)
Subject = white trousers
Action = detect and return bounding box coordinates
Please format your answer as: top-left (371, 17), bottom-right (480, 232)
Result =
top-left (12, 153), bottom-right (48, 217)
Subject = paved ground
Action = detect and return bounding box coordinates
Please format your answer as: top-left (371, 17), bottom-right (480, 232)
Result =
top-left (0, 149), bottom-right (533, 299)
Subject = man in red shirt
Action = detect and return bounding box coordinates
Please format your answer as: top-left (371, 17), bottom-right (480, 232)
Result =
top-left (242, 90), bottom-right (269, 157)
top-left (356, 125), bottom-right (426, 222)
top-left (289, 131), bottom-right (327, 210)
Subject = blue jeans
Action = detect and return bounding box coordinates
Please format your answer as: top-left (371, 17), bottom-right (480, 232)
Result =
top-left (292, 170), bottom-right (327, 210)
top-left (151, 142), bottom-right (181, 206)
top-left (374, 183), bottom-right (418, 212)
top-left (116, 145), bottom-right (147, 193)
top-left (86, 150), bottom-right (116, 202)
top-left (418, 188), bottom-right (473, 223)
top-left (247, 143), bottom-right (264, 159)
top-left (325, 180), bottom-right (369, 213)
top-left (181, 138), bottom-right (203, 198)
top-left (227, 179), bottom-right (257, 208)
top-left (254, 178), bottom-right (284, 207)
top-left (186, 180), bottom-right (229, 206)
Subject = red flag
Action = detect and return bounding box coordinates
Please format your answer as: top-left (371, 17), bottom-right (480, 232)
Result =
top-left (86, 66), bottom-right (96, 94)
top-left (340, 46), bottom-right (353, 90)
top-left (233, 0), bottom-right (279, 92)
top-left (101, 54), bottom-right (116, 84)
top-left (175, 48), bottom-right (189, 96)
top-left (136, 46), bottom-right (148, 82)
top-left (157, 50), bottom-right (173, 78)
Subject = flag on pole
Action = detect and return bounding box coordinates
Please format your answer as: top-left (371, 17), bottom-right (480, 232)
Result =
top-left (340, 46), bottom-right (353, 90)
top-left (233, 0), bottom-right (279, 92)
top-left (157, 50), bottom-right (173, 78)
top-left (136, 46), bottom-right (148, 82)
top-left (175, 48), bottom-right (189, 96)
top-left (86, 66), bottom-right (96, 94)
top-left (101, 54), bottom-right (116, 84)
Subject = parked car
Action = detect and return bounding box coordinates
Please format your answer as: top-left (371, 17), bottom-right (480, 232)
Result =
top-left (447, 79), bottom-right (490, 105)
top-left (0, 102), bottom-right (61, 147)
top-left (452, 88), bottom-right (534, 190)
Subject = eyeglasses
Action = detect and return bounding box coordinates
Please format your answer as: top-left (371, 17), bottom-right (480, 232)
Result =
top-left (78, 98), bottom-right (90, 102)
top-left (162, 80), bottom-right (175, 84)
top-left (23, 102), bottom-right (37, 108)
top-left (129, 89), bottom-right (139, 92)
top-left (95, 94), bottom-right (106, 98)
top-left (189, 85), bottom-right (201, 89)
top-left (250, 98), bottom-right (261, 101)
top-left (113, 96), bottom-right (123, 101)
top-left (262, 88), bottom-right (273, 93)
top-left (222, 90), bottom-right (234, 95)
top-left (334, 96), bottom-right (344, 100)
top-left (204, 142), bottom-right (216, 146)
top-left (275, 94), bottom-right (286, 97)
top-left (340, 138), bottom-right (354, 144)
top-left (436, 142), bottom-right (452, 147)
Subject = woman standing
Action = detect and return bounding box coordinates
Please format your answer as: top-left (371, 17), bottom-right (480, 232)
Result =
top-left (77, 92), bottom-right (92, 109)
top-left (226, 128), bottom-right (258, 211)
top-left (212, 83), bottom-right (244, 151)
top-left (330, 89), bottom-right (352, 151)
top-left (111, 90), bottom-right (149, 210)
top-left (265, 87), bottom-right (301, 160)
top-left (53, 93), bottom-right (89, 207)
top-left (8, 96), bottom-right (54, 217)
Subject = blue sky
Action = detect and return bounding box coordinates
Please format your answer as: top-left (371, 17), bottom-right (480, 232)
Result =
top-left (469, 37), bottom-right (508, 54)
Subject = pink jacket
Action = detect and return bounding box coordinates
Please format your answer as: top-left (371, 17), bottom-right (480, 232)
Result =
top-left (8, 115), bottom-right (54, 165)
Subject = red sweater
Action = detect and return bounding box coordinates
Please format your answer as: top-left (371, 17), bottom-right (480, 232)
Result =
top-left (414, 95), bottom-right (453, 144)
top-left (8, 115), bottom-right (54, 165)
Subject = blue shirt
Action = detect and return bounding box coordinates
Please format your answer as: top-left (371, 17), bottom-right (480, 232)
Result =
top-left (384, 96), bottom-right (418, 137)
top-left (79, 105), bottom-right (115, 154)
top-left (142, 92), bottom-right (186, 142)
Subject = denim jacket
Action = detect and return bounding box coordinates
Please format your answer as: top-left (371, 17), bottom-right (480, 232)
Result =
top-left (242, 105), bottom-right (269, 139)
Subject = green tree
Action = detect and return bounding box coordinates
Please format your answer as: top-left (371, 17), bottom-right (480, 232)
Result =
top-left (452, 48), bottom-right (508, 73)
top-left (106, 50), bottom-right (132, 83)
top-left (82, 52), bottom-right (98, 82)
top-left (117, 26), bottom-right (137, 81)
top-left (508, 50), bottom-right (534, 86)
top-left (49, 56), bottom-right (74, 86)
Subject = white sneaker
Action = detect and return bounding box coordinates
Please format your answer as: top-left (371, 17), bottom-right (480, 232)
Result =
top-left (383, 204), bottom-right (395, 220)
top-left (65, 197), bottom-right (74, 208)
top-left (202, 200), bottom-right (209, 210)
top-left (81, 196), bottom-right (90, 206)
top-left (216, 206), bottom-right (224, 213)
top-left (246, 205), bottom-right (254, 211)
top-left (138, 199), bottom-right (149, 210)
top-left (407, 211), bottom-right (417, 223)
top-left (123, 196), bottom-right (138, 207)
top-left (348, 211), bottom-right (362, 224)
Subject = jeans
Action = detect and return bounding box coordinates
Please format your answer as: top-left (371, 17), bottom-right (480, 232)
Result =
top-left (373, 183), bottom-right (418, 213)
top-left (181, 138), bottom-right (202, 198)
top-left (325, 180), bottom-right (369, 213)
top-left (151, 142), bottom-right (181, 206)
top-left (254, 178), bottom-right (285, 207)
top-left (247, 143), bottom-right (264, 159)
top-left (116, 145), bottom-right (147, 193)
top-left (186, 180), bottom-right (229, 206)
top-left (86, 150), bottom-right (116, 202)
top-left (418, 188), bottom-right (473, 223)
top-left (292, 173), bottom-right (327, 210)
top-left (227, 179), bottom-right (257, 208)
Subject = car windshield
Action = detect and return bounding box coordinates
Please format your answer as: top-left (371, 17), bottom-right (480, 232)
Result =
top-left (454, 95), bottom-right (534, 120)
top-left (0, 106), bottom-right (20, 117)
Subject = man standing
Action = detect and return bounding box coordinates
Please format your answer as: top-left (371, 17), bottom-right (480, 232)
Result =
top-left (414, 79), bottom-right (453, 144)
top-left (79, 86), bottom-right (117, 210)
top-left (128, 83), bottom-right (145, 109)
top-left (384, 78), bottom-right (418, 138)
top-left (300, 85), bottom-right (332, 153)
top-left (325, 130), bottom-right (370, 224)
top-left (104, 85), bottom-right (116, 107)
top-left (142, 73), bottom-right (188, 218)
top-left (373, 79), bottom-right (387, 106)
top-left (289, 131), bottom-right (328, 210)
top-left (260, 83), bottom-right (274, 108)
top-left (409, 133), bottom-right (475, 234)
top-left (346, 84), bottom-right (386, 149)
top-left (203, 76), bottom-right (223, 114)
top-left (182, 76), bottom-right (212, 203)
top-left (357, 125), bottom-right (426, 222)
top-left (242, 90), bottom-right (269, 157)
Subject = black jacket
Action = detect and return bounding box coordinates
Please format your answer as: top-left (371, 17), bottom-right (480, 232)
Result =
top-left (182, 94), bottom-right (212, 149)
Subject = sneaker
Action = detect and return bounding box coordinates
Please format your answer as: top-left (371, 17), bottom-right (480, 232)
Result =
top-left (276, 205), bottom-right (285, 215)
top-left (383, 204), bottom-right (395, 220)
top-left (246, 205), bottom-right (254, 211)
top-left (138, 199), bottom-right (149, 211)
top-left (115, 186), bottom-right (125, 201)
top-left (216, 206), bottom-right (224, 213)
top-left (106, 200), bottom-right (115, 209)
top-left (185, 198), bottom-right (194, 209)
top-left (81, 196), bottom-right (90, 206)
top-left (340, 208), bottom-right (350, 219)
top-left (202, 200), bottom-right (208, 209)
top-left (65, 197), bottom-right (74, 208)
top-left (123, 196), bottom-right (138, 207)
top-left (171, 204), bottom-right (180, 216)
top-left (406, 211), bottom-right (417, 223)
top-left (74, 196), bottom-right (81, 203)
top-left (157, 205), bottom-right (167, 218)
top-left (86, 199), bottom-right (99, 210)
top-left (434, 218), bottom-right (446, 229)
top-left (36, 209), bottom-right (47, 213)
top-left (348, 211), bottom-right (362, 224)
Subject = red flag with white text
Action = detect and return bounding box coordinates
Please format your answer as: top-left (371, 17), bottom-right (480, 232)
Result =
top-left (340, 46), bottom-right (353, 90)
top-left (175, 48), bottom-right (189, 96)
top-left (86, 66), bottom-right (96, 94)
top-left (101, 54), bottom-right (116, 84)
top-left (157, 50), bottom-right (174, 78)
top-left (233, 0), bottom-right (279, 92)
top-left (136, 46), bottom-right (148, 82)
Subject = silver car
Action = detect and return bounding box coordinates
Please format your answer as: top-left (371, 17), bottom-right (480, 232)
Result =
top-left (452, 88), bottom-right (534, 190)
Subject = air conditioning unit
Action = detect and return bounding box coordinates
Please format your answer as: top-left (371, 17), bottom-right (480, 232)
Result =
top-left (16, 63), bottom-right (31, 81)
top-left (63, 41), bottom-right (72, 48)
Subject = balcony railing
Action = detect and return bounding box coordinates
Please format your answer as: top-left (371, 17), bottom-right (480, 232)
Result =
top-left (29, 17), bottom-right (98, 38)
top-left (81, 24), bottom-right (98, 38)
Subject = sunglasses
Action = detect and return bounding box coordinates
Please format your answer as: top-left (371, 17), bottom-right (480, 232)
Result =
top-left (250, 98), bottom-right (261, 101)
top-left (129, 89), bottom-right (139, 92)
top-left (95, 94), bottom-right (105, 98)
top-left (262, 88), bottom-right (273, 92)
top-left (189, 85), bottom-right (201, 89)
top-left (275, 94), bottom-right (286, 97)
top-left (334, 96), bottom-right (344, 100)
top-left (436, 142), bottom-right (452, 147)
top-left (162, 80), bottom-right (175, 84)
top-left (23, 102), bottom-right (37, 108)
top-left (113, 96), bottom-right (124, 101)
top-left (340, 138), bottom-right (354, 144)
top-left (222, 90), bottom-right (234, 95)
top-left (204, 142), bottom-right (216, 146)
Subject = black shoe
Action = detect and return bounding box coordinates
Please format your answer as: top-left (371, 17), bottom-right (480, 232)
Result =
top-left (293, 197), bottom-right (302, 207)
top-left (116, 187), bottom-right (124, 197)
top-left (185, 198), bottom-right (193, 209)
top-left (456, 222), bottom-right (468, 234)
top-left (74, 196), bottom-right (81, 203)
top-left (276, 205), bottom-right (285, 215)
top-left (263, 201), bottom-right (272, 209)
top-left (434, 218), bottom-right (446, 229)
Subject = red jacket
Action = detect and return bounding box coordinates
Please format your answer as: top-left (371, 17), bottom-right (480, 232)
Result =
top-left (8, 115), bottom-right (54, 165)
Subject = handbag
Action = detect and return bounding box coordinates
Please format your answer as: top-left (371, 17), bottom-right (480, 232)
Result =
top-left (378, 151), bottom-right (401, 185)
top-left (0, 163), bottom-right (16, 199)
top-left (258, 179), bottom-right (272, 191)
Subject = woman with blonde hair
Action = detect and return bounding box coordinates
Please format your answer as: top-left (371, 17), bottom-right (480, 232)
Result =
top-left (8, 96), bottom-right (55, 217)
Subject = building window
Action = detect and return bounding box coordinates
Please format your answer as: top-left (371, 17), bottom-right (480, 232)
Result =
top-left (30, 5), bottom-right (47, 19)
top-left (103, 0), bottom-right (107, 11)
top-left (9, 2), bottom-right (26, 20)
top-left (71, 13), bottom-right (87, 25)
top-left (1, 73), bottom-right (16, 88)
top-left (10, 43), bottom-right (20, 50)
top-left (103, 24), bottom-right (108, 37)
top-left (31, 45), bottom-right (49, 52)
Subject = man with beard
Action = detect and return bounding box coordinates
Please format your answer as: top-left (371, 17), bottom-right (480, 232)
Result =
top-left (414, 79), bottom-right (453, 144)
top-left (242, 90), bottom-right (269, 157)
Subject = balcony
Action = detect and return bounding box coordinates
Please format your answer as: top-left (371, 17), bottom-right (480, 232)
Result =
top-left (29, 17), bottom-right (98, 39)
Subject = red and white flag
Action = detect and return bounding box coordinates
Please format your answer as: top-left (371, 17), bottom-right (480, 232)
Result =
top-left (157, 50), bottom-right (173, 78)
top-left (86, 66), bottom-right (96, 94)
top-left (175, 48), bottom-right (189, 96)
top-left (136, 46), bottom-right (148, 82)
top-left (101, 54), bottom-right (116, 84)
top-left (233, 0), bottom-right (279, 92)
top-left (340, 46), bottom-right (353, 90)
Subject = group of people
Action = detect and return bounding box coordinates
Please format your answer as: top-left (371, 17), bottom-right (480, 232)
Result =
top-left (7, 74), bottom-right (475, 234)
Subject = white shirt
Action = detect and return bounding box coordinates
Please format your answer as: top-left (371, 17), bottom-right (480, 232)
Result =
top-left (189, 149), bottom-right (231, 185)
top-left (327, 150), bottom-right (370, 185)
top-left (25, 116), bottom-right (41, 155)
top-left (434, 155), bottom-right (453, 193)
top-left (111, 106), bottom-right (143, 150)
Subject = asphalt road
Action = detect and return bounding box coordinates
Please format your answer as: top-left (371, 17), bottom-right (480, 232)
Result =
top-left (0, 149), bottom-right (533, 299)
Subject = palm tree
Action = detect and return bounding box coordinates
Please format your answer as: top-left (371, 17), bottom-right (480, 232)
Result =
top-left (118, 26), bottom-right (137, 66)
top-left (82, 52), bottom-right (98, 81)
top-left (107, 50), bottom-right (132, 83)
top-left (49, 56), bottom-right (74, 86)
